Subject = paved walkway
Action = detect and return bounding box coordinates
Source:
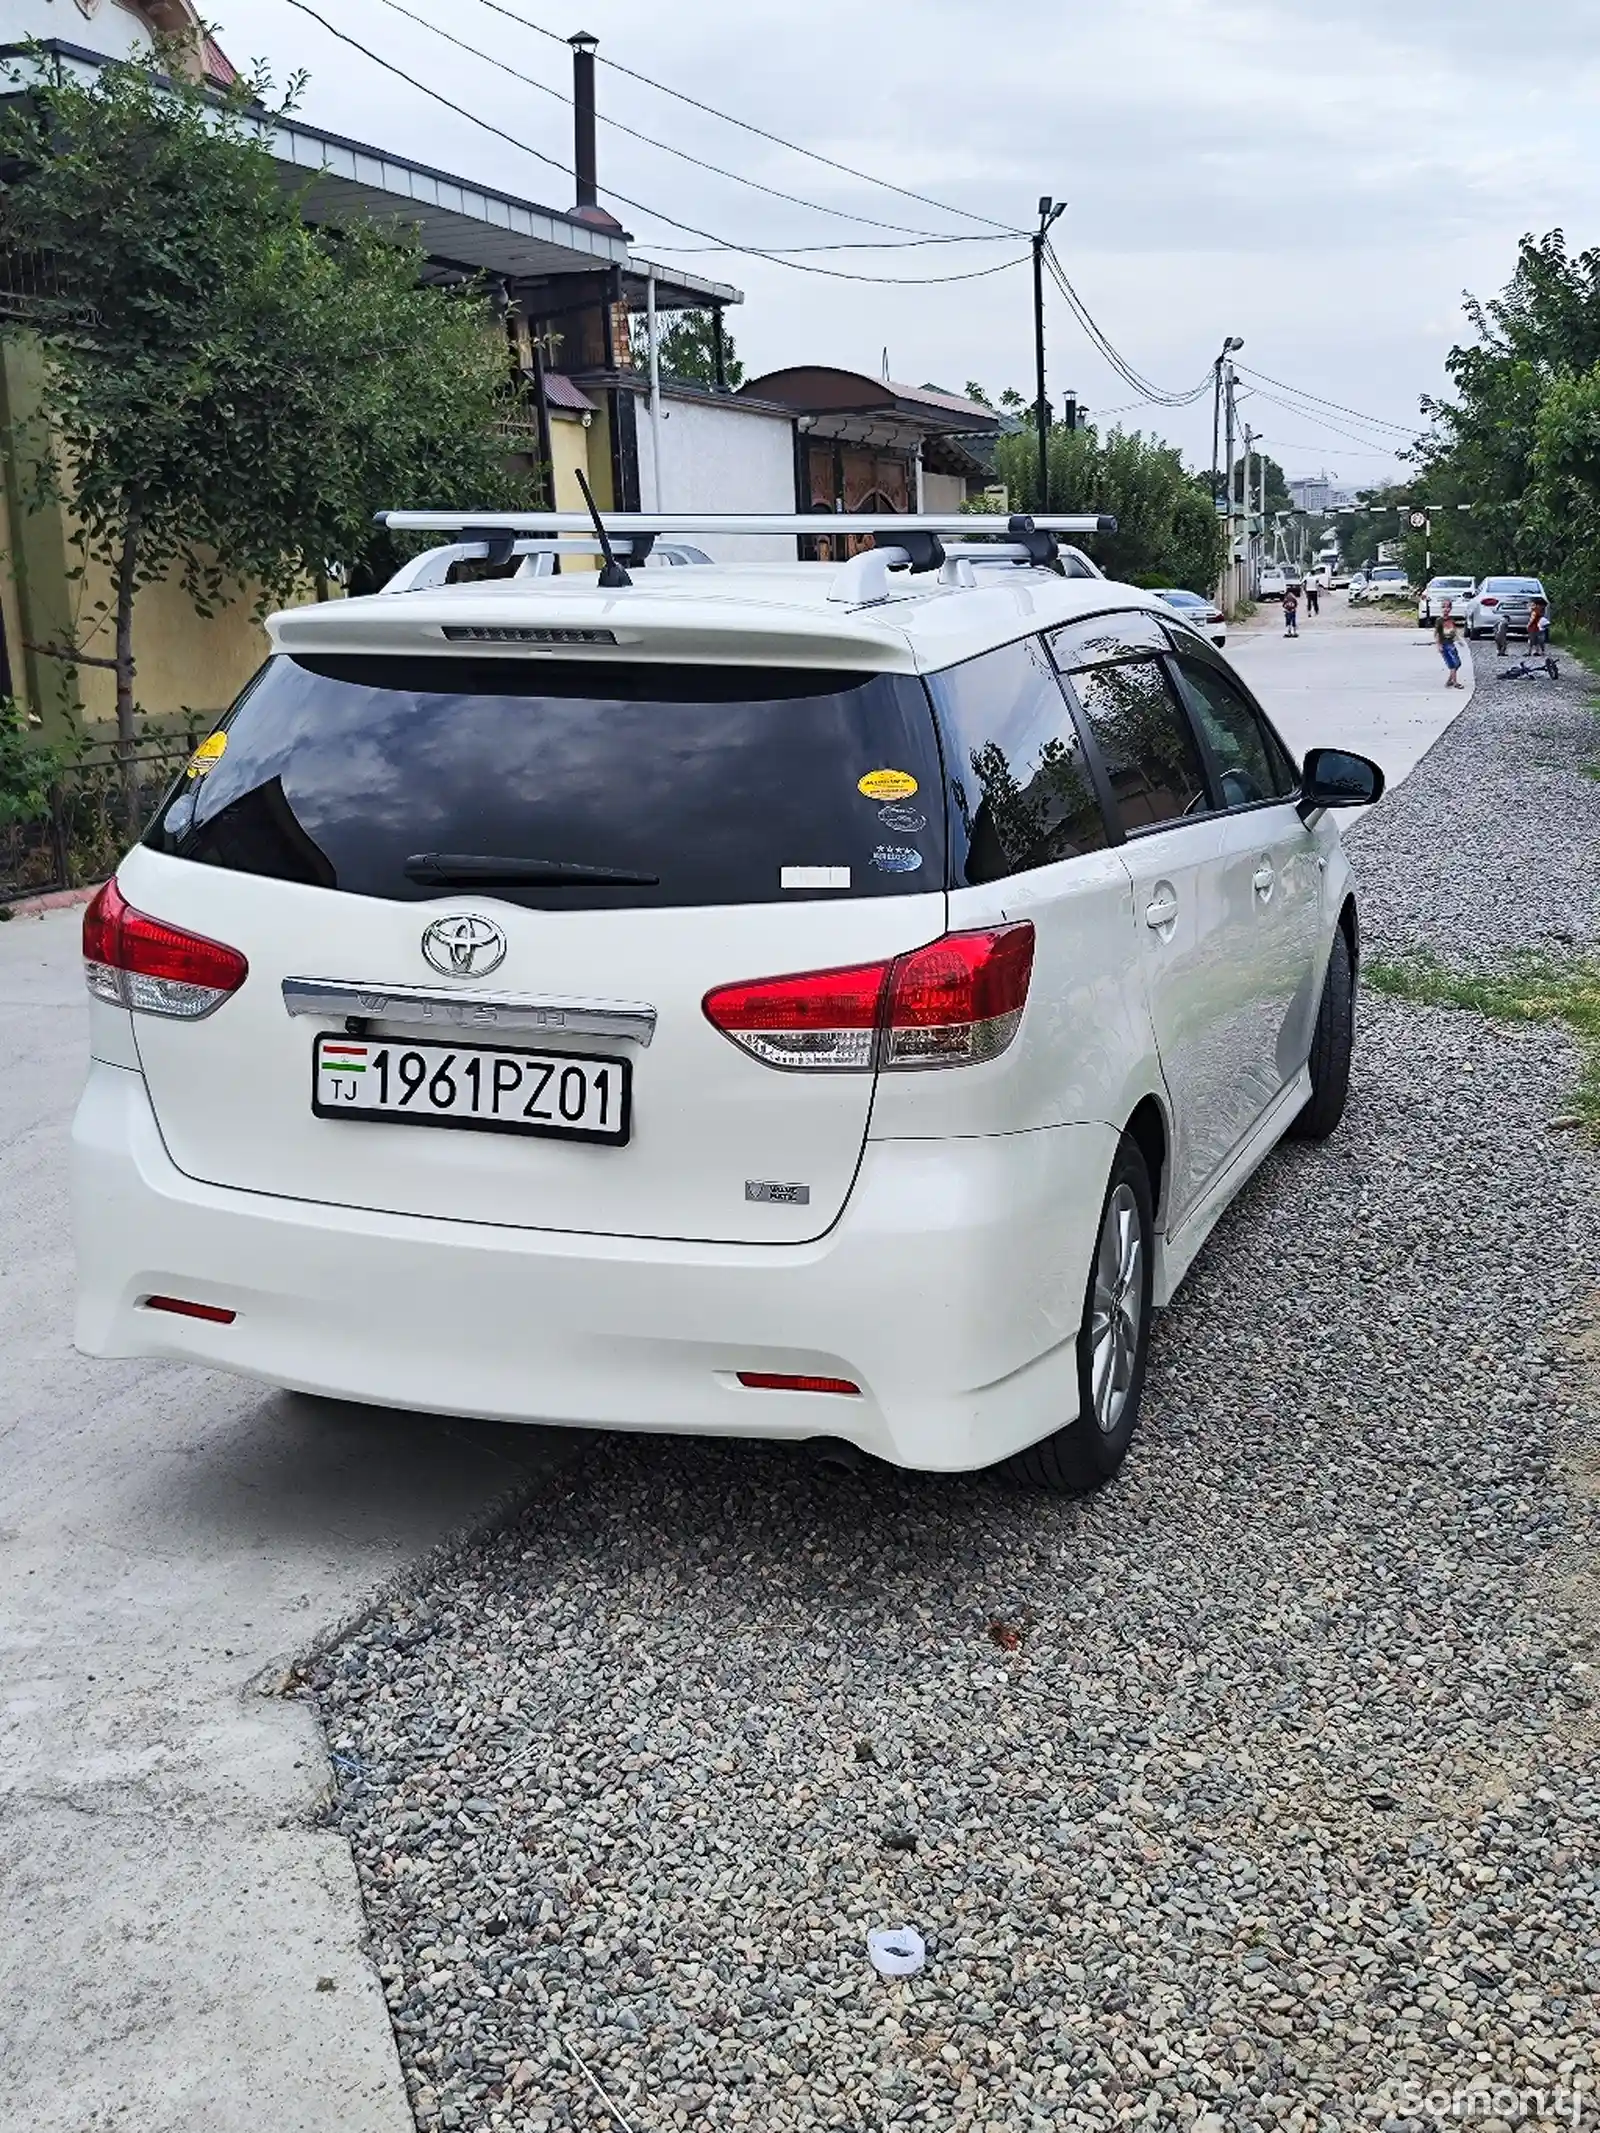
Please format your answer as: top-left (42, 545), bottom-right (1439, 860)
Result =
top-left (0, 905), bottom-right (566, 2133)
top-left (1229, 605), bottom-right (1471, 797)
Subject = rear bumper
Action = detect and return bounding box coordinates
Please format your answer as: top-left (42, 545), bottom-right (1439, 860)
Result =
top-left (72, 1062), bottom-right (1119, 1472)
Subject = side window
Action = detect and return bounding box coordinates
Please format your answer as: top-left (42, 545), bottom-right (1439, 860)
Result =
top-left (1171, 654), bottom-right (1299, 807)
top-left (1045, 610), bottom-right (1170, 670)
top-left (1063, 658), bottom-right (1210, 835)
top-left (928, 636), bottom-right (1109, 885)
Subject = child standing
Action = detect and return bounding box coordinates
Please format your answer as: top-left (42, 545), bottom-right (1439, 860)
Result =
top-left (1434, 601), bottom-right (1464, 688)
top-left (1282, 583), bottom-right (1300, 637)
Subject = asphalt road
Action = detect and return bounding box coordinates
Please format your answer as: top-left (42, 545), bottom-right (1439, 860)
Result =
top-left (0, 610), bottom-right (1476, 2132)
top-left (1229, 599), bottom-right (1469, 801)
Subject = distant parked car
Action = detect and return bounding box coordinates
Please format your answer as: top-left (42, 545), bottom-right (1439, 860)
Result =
top-left (1351, 565), bottom-right (1410, 604)
top-left (1417, 575), bottom-right (1477, 626)
top-left (1284, 564), bottom-right (1304, 592)
top-left (1464, 576), bottom-right (1550, 640)
top-left (1259, 565), bottom-right (1287, 598)
top-left (1327, 565), bottom-right (1351, 590)
top-left (1151, 588), bottom-right (1226, 647)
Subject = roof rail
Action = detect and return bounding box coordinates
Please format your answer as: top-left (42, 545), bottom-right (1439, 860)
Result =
top-left (372, 511), bottom-right (1117, 606)
top-left (383, 536), bottom-right (713, 594)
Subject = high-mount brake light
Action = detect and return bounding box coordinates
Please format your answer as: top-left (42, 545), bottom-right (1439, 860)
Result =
top-left (83, 878), bottom-right (248, 1019)
top-left (702, 923), bottom-right (1034, 1073)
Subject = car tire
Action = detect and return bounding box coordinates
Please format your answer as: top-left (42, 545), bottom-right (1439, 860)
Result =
top-left (1002, 1136), bottom-right (1154, 1494)
top-left (1290, 925), bottom-right (1354, 1142)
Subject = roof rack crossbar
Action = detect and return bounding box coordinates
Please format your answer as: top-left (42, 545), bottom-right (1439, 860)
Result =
top-left (376, 509), bottom-right (1117, 539)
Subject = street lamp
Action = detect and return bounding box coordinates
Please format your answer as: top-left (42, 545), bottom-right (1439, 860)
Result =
top-left (1032, 195), bottom-right (1068, 505)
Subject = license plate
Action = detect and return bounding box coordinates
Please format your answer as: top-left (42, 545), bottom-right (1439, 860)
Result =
top-left (312, 1035), bottom-right (630, 1145)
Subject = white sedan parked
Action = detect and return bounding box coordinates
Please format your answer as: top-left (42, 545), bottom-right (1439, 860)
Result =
top-left (1259, 566), bottom-right (1287, 599)
top-left (1151, 588), bottom-right (1226, 647)
top-left (1417, 575), bottom-right (1476, 625)
top-left (71, 511), bottom-right (1381, 1493)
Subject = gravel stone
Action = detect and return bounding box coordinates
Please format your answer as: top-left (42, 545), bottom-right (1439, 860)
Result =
top-left (316, 645), bottom-right (1600, 2130)
top-left (1351, 639), bottom-right (1600, 962)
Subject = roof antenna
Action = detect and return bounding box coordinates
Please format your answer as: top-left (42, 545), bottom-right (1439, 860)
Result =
top-left (574, 467), bottom-right (632, 588)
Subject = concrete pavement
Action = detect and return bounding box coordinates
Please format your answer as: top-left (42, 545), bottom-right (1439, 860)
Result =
top-left (1229, 606), bottom-right (1473, 795)
top-left (0, 906), bottom-right (567, 2133)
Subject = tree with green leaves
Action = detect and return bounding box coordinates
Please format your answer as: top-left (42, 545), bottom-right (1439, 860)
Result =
top-left (631, 310), bottom-right (743, 390)
top-left (995, 421), bottom-right (1225, 592)
top-left (0, 43), bottom-right (524, 816)
top-left (1412, 229), bottom-right (1600, 621)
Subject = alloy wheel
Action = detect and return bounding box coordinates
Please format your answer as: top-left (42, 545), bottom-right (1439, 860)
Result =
top-left (1089, 1181), bottom-right (1144, 1434)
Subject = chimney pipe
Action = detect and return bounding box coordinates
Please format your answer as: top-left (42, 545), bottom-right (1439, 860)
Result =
top-left (569, 31), bottom-right (598, 209)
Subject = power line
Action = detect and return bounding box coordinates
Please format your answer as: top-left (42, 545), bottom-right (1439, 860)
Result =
top-left (279, 2), bottom-right (1031, 285)
top-left (1041, 243), bottom-right (1212, 407)
top-left (1235, 364), bottom-right (1419, 437)
top-left (1243, 385), bottom-right (1414, 457)
top-left (1254, 434), bottom-right (1407, 463)
top-left (466, 0), bottom-right (1019, 237)
top-left (369, 0), bottom-right (1007, 243)
top-left (640, 235), bottom-right (1017, 254)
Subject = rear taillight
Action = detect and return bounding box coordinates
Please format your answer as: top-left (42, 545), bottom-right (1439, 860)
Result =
top-left (703, 922), bottom-right (1035, 1072)
top-left (737, 1371), bottom-right (860, 1395)
top-left (1480, 595), bottom-right (1498, 607)
top-left (83, 877), bottom-right (248, 1019)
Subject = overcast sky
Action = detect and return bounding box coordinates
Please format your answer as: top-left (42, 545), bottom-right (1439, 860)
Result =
top-left (171, 0), bottom-right (1600, 478)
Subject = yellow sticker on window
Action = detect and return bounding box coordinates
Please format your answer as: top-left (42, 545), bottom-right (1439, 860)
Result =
top-left (857, 768), bottom-right (918, 802)
top-left (186, 731), bottom-right (227, 779)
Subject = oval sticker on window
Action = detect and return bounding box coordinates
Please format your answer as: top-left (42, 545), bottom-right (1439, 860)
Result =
top-left (186, 731), bottom-right (228, 779)
top-left (858, 768), bottom-right (918, 802)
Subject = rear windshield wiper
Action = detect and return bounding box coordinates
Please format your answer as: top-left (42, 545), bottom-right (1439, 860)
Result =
top-left (404, 852), bottom-right (660, 888)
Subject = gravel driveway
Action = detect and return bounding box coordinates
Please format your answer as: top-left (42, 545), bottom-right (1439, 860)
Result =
top-left (310, 644), bottom-right (1600, 2133)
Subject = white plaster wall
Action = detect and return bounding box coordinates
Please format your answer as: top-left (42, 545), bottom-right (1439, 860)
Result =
top-left (7, 0), bottom-right (153, 60)
top-left (637, 391), bottom-right (797, 564)
top-left (922, 471), bottom-right (968, 515)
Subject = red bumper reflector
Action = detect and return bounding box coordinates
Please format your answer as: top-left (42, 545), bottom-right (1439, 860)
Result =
top-left (143, 1295), bottom-right (237, 1325)
top-left (737, 1371), bottom-right (861, 1396)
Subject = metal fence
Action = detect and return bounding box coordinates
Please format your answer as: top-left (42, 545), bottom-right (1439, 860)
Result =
top-left (1, 728), bottom-right (201, 903)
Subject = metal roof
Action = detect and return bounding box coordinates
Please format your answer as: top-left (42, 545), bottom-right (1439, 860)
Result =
top-left (0, 41), bottom-right (742, 306)
top-left (740, 367), bottom-right (1000, 437)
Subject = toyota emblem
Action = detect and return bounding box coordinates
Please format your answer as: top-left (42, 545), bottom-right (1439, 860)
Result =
top-left (420, 913), bottom-right (507, 978)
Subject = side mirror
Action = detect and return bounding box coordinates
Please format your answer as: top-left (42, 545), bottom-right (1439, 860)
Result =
top-left (1299, 746), bottom-right (1384, 816)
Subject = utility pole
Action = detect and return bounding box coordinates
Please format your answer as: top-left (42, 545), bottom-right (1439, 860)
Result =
top-left (1242, 423), bottom-right (1256, 594)
top-left (1211, 334), bottom-right (1243, 503)
top-left (1237, 354), bottom-right (1245, 601)
top-left (1032, 196), bottom-right (1066, 508)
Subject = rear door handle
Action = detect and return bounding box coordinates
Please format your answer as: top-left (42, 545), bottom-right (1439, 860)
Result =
top-left (1252, 859), bottom-right (1275, 901)
top-left (1145, 887), bottom-right (1179, 931)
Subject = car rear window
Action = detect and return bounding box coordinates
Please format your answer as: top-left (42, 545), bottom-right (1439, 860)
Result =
top-left (144, 655), bottom-right (947, 910)
top-left (1487, 578), bottom-right (1543, 593)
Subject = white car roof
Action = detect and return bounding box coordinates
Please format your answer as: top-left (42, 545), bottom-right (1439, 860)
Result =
top-left (268, 563), bottom-right (1177, 678)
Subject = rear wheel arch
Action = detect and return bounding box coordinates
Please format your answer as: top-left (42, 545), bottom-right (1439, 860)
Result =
top-left (1338, 894), bottom-right (1360, 972)
top-left (1124, 1094), bottom-right (1168, 1231)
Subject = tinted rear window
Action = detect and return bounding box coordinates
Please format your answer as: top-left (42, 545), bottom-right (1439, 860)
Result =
top-left (144, 656), bottom-right (946, 910)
